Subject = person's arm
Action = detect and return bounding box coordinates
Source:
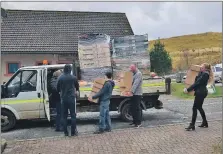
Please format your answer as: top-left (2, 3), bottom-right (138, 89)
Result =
top-left (187, 73), bottom-right (209, 92)
top-left (56, 76), bottom-right (61, 93)
top-left (131, 73), bottom-right (142, 94)
top-left (74, 76), bottom-right (79, 92)
top-left (92, 82), bottom-right (108, 99)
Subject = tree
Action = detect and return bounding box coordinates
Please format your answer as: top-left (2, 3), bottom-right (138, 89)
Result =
top-left (149, 39), bottom-right (172, 75)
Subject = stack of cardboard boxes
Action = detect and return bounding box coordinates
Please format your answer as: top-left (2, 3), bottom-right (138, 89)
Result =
top-left (112, 34), bottom-right (150, 80)
top-left (78, 34), bottom-right (112, 81)
top-left (78, 44), bottom-right (111, 69)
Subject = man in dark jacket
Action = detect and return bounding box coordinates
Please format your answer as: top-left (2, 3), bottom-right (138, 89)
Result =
top-left (128, 64), bottom-right (143, 128)
top-left (51, 70), bottom-right (62, 132)
top-left (88, 72), bottom-right (115, 134)
top-left (57, 64), bottom-right (79, 136)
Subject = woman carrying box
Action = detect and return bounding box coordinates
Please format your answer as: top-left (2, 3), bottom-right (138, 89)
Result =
top-left (184, 63), bottom-right (214, 131)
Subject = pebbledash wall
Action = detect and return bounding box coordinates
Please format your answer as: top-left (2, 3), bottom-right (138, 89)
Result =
top-left (1, 54), bottom-right (73, 83)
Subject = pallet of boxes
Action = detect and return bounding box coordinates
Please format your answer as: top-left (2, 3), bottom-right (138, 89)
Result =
top-left (184, 65), bottom-right (201, 95)
top-left (78, 34), bottom-right (112, 82)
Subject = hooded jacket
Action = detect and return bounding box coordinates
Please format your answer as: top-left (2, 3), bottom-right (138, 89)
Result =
top-left (92, 80), bottom-right (115, 103)
top-left (57, 64), bottom-right (79, 100)
top-left (187, 71), bottom-right (210, 96)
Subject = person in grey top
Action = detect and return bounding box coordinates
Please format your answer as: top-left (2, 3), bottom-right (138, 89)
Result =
top-left (127, 64), bottom-right (143, 128)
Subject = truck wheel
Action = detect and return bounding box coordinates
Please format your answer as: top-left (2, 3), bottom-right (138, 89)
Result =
top-left (121, 103), bottom-right (143, 122)
top-left (121, 103), bottom-right (132, 122)
top-left (1, 109), bottom-right (16, 132)
top-left (154, 100), bottom-right (163, 109)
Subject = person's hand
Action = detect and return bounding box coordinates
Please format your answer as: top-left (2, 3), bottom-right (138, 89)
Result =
top-left (183, 88), bottom-right (188, 94)
top-left (127, 91), bottom-right (133, 96)
top-left (75, 91), bottom-right (80, 97)
top-left (88, 96), bottom-right (93, 102)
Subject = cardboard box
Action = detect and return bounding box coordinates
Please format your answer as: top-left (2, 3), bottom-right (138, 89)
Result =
top-left (118, 71), bottom-right (133, 96)
top-left (184, 65), bottom-right (201, 95)
top-left (89, 78), bottom-right (106, 103)
top-left (185, 65), bottom-right (201, 85)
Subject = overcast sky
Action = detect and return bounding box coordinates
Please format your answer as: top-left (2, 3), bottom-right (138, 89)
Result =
top-left (1, 1), bottom-right (222, 40)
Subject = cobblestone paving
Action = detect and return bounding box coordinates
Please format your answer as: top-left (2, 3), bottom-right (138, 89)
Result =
top-left (3, 121), bottom-right (222, 154)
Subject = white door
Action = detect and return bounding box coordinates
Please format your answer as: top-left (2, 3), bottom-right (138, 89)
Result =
top-left (42, 68), bottom-right (50, 121)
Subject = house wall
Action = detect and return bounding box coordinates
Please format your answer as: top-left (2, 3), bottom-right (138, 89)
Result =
top-left (1, 54), bottom-right (73, 83)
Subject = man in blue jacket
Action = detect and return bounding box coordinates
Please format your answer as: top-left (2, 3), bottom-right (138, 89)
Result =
top-left (57, 64), bottom-right (79, 136)
top-left (88, 72), bottom-right (115, 134)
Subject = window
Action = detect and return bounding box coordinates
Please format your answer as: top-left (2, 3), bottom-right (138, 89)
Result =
top-left (6, 70), bottom-right (37, 98)
top-left (215, 67), bottom-right (222, 72)
top-left (7, 63), bottom-right (20, 74)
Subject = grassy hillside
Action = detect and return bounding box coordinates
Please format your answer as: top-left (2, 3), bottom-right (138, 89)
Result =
top-left (149, 32), bottom-right (222, 71)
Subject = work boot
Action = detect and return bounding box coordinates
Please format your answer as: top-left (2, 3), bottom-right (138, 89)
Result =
top-left (185, 123), bottom-right (195, 131)
top-left (198, 121), bottom-right (208, 128)
top-left (105, 128), bottom-right (111, 132)
top-left (94, 129), bottom-right (104, 134)
top-left (71, 129), bottom-right (78, 136)
top-left (64, 132), bottom-right (69, 137)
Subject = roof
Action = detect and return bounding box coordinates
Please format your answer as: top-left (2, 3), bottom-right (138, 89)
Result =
top-left (1, 9), bottom-right (134, 54)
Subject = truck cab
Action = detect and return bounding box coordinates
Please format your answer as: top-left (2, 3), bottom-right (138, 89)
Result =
top-left (1, 64), bottom-right (69, 131)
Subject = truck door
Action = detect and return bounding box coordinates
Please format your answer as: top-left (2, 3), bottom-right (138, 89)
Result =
top-left (42, 68), bottom-right (50, 121)
top-left (2, 69), bottom-right (41, 119)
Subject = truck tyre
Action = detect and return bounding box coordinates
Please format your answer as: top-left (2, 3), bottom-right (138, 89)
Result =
top-left (121, 103), bottom-right (142, 122)
top-left (154, 100), bottom-right (163, 109)
top-left (121, 103), bottom-right (132, 122)
top-left (1, 109), bottom-right (16, 132)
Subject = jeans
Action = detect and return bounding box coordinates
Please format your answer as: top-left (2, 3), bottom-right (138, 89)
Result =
top-left (130, 95), bottom-right (142, 125)
top-left (99, 102), bottom-right (111, 130)
top-left (191, 94), bottom-right (207, 125)
top-left (61, 97), bottom-right (77, 134)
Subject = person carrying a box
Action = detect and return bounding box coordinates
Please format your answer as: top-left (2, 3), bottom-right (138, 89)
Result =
top-left (127, 64), bottom-right (143, 128)
top-left (184, 63), bottom-right (214, 131)
top-left (88, 72), bottom-right (115, 134)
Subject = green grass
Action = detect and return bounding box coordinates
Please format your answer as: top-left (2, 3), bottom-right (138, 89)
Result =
top-left (149, 32), bottom-right (222, 70)
top-left (171, 83), bottom-right (222, 99)
top-left (80, 82), bottom-right (165, 92)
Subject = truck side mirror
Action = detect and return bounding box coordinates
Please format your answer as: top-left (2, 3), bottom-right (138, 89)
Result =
top-left (1, 85), bottom-right (5, 97)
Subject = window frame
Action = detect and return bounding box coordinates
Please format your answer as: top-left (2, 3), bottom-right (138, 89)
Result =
top-left (5, 61), bottom-right (21, 76)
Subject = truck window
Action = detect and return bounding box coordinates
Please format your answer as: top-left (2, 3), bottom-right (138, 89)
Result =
top-left (215, 67), bottom-right (222, 72)
top-left (6, 70), bottom-right (37, 98)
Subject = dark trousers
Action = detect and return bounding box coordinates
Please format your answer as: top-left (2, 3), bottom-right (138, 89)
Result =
top-left (61, 97), bottom-right (77, 134)
top-left (130, 95), bottom-right (142, 125)
top-left (191, 94), bottom-right (207, 125)
top-left (51, 92), bottom-right (62, 130)
top-left (55, 99), bottom-right (62, 130)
